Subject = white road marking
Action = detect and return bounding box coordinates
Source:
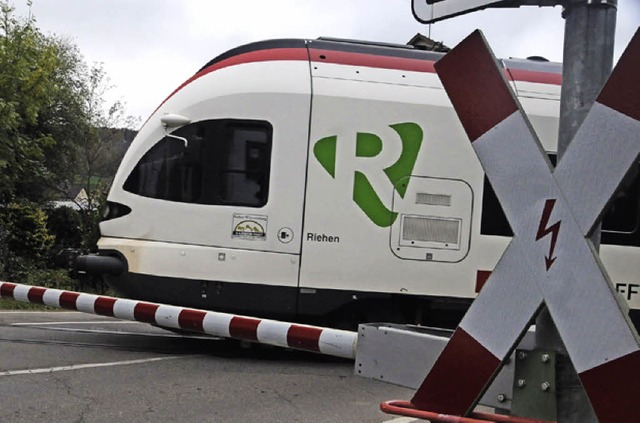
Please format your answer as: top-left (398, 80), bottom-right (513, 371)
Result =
top-left (11, 325), bottom-right (220, 340)
top-left (0, 356), bottom-right (188, 377)
top-left (382, 418), bottom-right (419, 423)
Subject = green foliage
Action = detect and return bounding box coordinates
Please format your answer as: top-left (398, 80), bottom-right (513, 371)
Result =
top-left (0, 2), bottom-right (77, 201)
top-left (0, 267), bottom-right (83, 310)
top-left (0, 3), bottom-right (137, 206)
top-left (45, 205), bottom-right (83, 250)
top-left (0, 201), bottom-right (53, 263)
top-left (78, 188), bottom-right (107, 252)
top-left (0, 4), bottom-right (137, 295)
top-left (19, 267), bottom-right (78, 291)
top-left (0, 220), bottom-right (10, 277)
top-left (0, 298), bottom-right (53, 310)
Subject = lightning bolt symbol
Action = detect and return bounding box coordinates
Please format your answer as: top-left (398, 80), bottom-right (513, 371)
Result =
top-left (535, 199), bottom-right (561, 271)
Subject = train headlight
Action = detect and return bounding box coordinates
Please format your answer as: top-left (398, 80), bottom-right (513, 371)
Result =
top-left (102, 201), bottom-right (132, 221)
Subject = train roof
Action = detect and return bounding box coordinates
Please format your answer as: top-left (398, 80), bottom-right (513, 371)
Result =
top-left (197, 37), bottom-right (562, 85)
top-left (151, 37), bottom-right (561, 122)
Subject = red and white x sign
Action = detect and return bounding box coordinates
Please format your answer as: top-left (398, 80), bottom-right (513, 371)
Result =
top-left (411, 29), bottom-right (640, 423)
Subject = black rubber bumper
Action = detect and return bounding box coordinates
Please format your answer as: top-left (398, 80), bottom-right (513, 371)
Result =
top-left (77, 254), bottom-right (126, 276)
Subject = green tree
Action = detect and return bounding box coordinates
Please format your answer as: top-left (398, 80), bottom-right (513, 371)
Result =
top-left (1, 3), bottom-right (136, 207)
top-left (71, 64), bottom-right (138, 212)
top-left (65, 63), bottom-right (138, 251)
top-left (34, 39), bottom-right (92, 200)
top-left (0, 201), bottom-right (54, 278)
top-left (0, 3), bottom-right (136, 293)
top-left (0, 2), bottom-right (65, 202)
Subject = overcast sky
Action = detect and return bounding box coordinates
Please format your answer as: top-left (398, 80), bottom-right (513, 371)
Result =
top-left (10, 0), bottom-right (639, 125)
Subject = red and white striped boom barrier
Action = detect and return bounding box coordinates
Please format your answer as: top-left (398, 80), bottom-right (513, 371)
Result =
top-left (0, 281), bottom-right (357, 359)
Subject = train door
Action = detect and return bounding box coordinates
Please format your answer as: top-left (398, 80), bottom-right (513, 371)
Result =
top-left (297, 46), bottom-right (469, 318)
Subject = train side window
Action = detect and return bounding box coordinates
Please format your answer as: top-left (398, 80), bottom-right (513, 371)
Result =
top-left (123, 119), bottom-right (272, 207)
top-left (479, 176), bottom-right (512, 237)
top-left (601, 163), bottom-right (640, 246)
top-left (480, 153), bottom-right (640, 247)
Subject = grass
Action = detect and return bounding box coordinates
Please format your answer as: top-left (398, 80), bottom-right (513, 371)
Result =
top-left (0, 297), bottom-right (56, 311)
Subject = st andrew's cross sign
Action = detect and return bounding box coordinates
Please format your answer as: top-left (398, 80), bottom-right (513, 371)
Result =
top-left (410, 29), bottom-right (640, 423)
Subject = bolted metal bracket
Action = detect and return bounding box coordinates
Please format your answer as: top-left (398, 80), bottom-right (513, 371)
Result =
top-left (355, 323), bottom-right (538, 411)
top-left (511, 349), bottom-right (557, 421)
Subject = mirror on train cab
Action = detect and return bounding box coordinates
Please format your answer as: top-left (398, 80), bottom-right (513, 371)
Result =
top-left (161, 113), bottom-right (191, 147)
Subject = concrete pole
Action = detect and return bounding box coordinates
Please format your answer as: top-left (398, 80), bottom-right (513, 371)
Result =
top-left (536, 1), bottom-right (617, 422)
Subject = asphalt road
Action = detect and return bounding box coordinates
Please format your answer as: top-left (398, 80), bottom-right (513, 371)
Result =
top-left (0, 311), bottom-right (416, 423)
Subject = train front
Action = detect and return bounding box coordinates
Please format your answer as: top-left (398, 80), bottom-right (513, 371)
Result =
top-left (79, 39), bottom-right (313, 319)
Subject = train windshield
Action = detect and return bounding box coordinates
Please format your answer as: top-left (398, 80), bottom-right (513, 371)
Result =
top-left (123, 119), bottom-right (272, 207)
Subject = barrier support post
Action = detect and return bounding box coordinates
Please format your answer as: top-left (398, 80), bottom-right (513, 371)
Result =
top-left (535, 1), bottom-right (617, 422)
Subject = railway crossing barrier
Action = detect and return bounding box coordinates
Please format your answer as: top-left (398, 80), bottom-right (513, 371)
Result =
top-left (2, 279), bottom-right (555, 416)
top-left (0, 281), bottom-right (356, 359)
top-left (379, 29), bottom-right (640, 423)
top-left (2, 278), bottom-right (557, 416)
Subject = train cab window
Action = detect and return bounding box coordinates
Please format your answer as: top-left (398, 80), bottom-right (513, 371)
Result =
top-left (480, 153), bottom-right (640, 247)
top-left (480, 178), bottom-right (513, 237)
top-left (123, 119), bottom-right (272, 207)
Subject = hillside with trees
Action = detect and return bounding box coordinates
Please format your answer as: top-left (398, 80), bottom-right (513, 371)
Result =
top-left (0, 2), bottom-right (137, 294)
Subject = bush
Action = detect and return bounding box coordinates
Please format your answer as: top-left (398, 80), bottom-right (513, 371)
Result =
top-left (0, 201), bottom-right (54, 274)
top-left (0, 200), bottom-right (112, 293)
top-left (45, 205), bottom-right (83, 251)
top-left (0, 222), bottom-right (10, 278)
top-left (19, 267), bottom-right (79, 291)
top-left (0, 267), bottom-right (79, 310)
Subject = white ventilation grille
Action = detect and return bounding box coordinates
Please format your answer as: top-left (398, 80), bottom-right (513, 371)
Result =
top-left (402, 216), bottom-right (460, 245)
top-left (416, 192), bottom-right (451, 206)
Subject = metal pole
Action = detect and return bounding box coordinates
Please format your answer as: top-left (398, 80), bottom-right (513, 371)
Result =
top-left (558, 0), bottom-right (617, 160)
top-left (536, 0), bottom-right (617, 422)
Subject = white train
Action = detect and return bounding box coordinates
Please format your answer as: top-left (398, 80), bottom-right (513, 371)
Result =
top-left (81, 37), bottom-right (640, 329)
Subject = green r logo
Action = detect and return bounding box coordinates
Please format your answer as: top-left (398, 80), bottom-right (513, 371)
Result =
top-left (314, 122), bottom-right (423, 227)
